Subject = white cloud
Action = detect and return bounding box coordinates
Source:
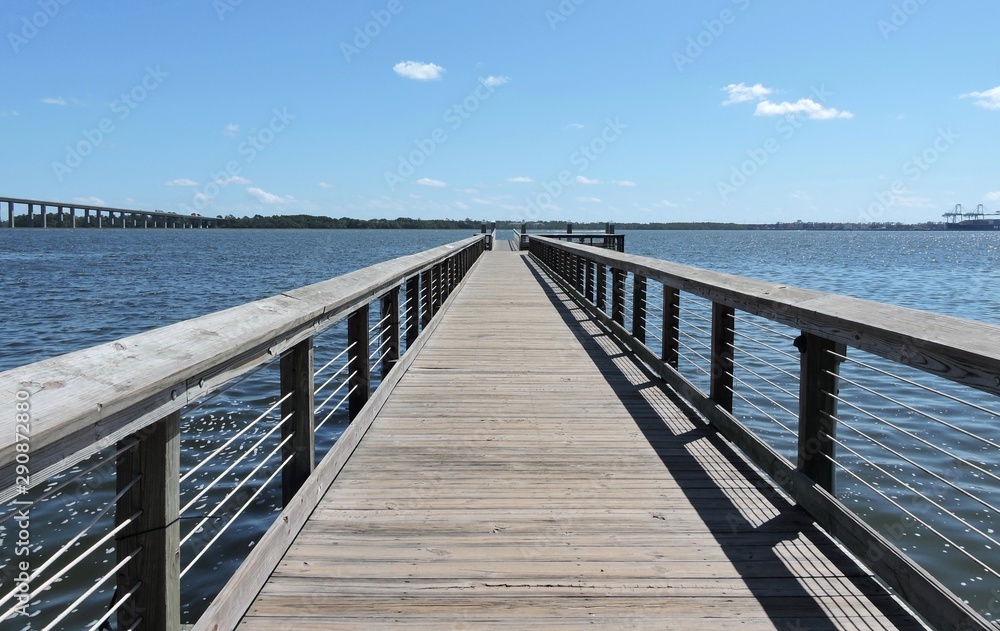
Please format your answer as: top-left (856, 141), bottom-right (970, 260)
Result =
top-left (72, 196), bottom-right (106, 206)
top-left (658, 199), bottom-right (679, 208)
top-left (318, 182), bottom-right (334, 188)
top-left (754, 98), bottom-right (853, 120)
top-left (41, 97), bottom-right (67, 106)
top-left (417, 177), bottom-right (447, 187)
top-left (216, 175), bottom-right (251, 185)
top-left (165, 178), bottom-right (199, 187)
top-left (722, 83), bottom-right (774, 105)
top-left (577, 197), bottom-right (602, 203)
top-left (576, 176), bottom-right (600, 185)
top-left (482, 75), bottom-right (509, 87)
top-left (0, 110), bottom-right (18, 117)
top-left (455, 188), bottom-right (479, 194)
top-left (961, 85), bottom-right (1000, 110)
top-left (507, 176), bottom-right (533, 183)
top-left (789, 191), bottom-right (812, 201)
top-left (393, 61), bottom-right (445, 81)
top-left (223, 123), bottom-right (240, 136)
top-left (613, 180), bottom-right (636, 187)
top-left (985, 191), bottom-right (1000, 202)
top-left (565, 123), bottom-right (585, 130)
top-left (453, 201), bottom-right (471, 210)
top-left (247, 187), bottom-right (294, 204)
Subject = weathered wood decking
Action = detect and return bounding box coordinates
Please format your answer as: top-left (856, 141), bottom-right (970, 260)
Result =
top-left (238, 250), bottom-right (923, 629)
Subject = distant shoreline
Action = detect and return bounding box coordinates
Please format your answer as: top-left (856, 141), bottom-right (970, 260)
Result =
top-left (9, 213), bottom-right (947, 231)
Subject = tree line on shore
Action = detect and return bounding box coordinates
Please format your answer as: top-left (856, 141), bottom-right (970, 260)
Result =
top-left (11, 212), bottom-right (945, 231)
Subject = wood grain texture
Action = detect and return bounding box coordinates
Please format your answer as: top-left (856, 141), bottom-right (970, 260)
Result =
top-left (236, 250), bottom-right (923, 630)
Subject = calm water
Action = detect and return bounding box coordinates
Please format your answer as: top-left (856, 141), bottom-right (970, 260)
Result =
top-left (1, 229), bottom-right (998, 626)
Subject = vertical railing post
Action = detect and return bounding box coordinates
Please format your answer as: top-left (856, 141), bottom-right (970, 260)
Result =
top-left (632, 274), bottom-right (647, 343)
top-left (280, 338), bottom-right (315, 504)
top-left (574, 255), bottom-right (583, 292)
top-left (421, 269), bottom-right (432, 326)
top-left (797, 333), bottom-right (845, 494)
top-left (380, 287), bottom-right (400, 375)
top-left (116, 411), bottom-right (180, 631)
top-left (710, 303), bottom-right (735, 412)
top-left (406, 275), bottom-right (420, 346)
top-left (596, 263), bottom-right (607, 312)
top-left (663, 286), bottom-right (680, 368)
top-left (347, 305), bottom-right (371, 420)
top-left (611, 269), bottom-right (626, 325)
top-left (585, 260), bottom-right (595, 304)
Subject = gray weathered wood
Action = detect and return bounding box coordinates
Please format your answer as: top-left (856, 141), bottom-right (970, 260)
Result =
top-left (281, 338), bottom-right (315, 504)
top-left (116, 411), bottom-right (180, 631)
top-left (797, 333), bottom-right (845, 494)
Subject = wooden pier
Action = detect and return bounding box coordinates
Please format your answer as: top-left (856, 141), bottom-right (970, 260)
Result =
top-left (3, 226), bottom-right (998, 631)
top-left (206, 250), bottom-right (922, 629)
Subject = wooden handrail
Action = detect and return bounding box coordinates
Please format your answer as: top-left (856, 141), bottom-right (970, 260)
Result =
top-left (531, 237), bottom-right (1000, 397)
top-left (0, 236), bottom-right (485, 501)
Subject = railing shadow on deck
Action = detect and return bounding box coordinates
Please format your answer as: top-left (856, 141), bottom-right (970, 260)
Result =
top-left (521, 254), bottom-right (925, 630)
top-left (0, 236), bottom-right (489, 630)
top-left (525, 236), bottom-right (1000, 631)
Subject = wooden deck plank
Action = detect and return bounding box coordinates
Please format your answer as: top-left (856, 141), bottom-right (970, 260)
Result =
top-left (239, 250), bottom-right (924, 630)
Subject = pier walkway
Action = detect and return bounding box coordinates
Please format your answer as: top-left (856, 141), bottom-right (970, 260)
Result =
top-left (236, 250), bottom-right (921, 629)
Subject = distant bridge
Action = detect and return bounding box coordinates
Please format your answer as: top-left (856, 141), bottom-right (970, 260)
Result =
top-left (1, 196), bottom-right (218, 228)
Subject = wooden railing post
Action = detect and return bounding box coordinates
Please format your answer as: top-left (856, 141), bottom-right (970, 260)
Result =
top-left (596, 263), bottom-right (607, 312)
top-left (406, 275), bottom-right (420, 346)
top-left (116, 411), bottom-right (180, 631)
top-left (632, 274), bottom-right (647, 343)
top-left (380, 287), bottom-right (400, 375)
top-left (611, 269), bottom-right (626, 325)
top-left (585, 260), bottom-right (595, 304)
top-left (710, 303), bottom-right (735, 412)
top-left (663, 286), bottom-right (680, 368)
top-left (280, 338), bottom-right (315, 504)
top-left (420, 269), bottom-right (432, 326)
top-left (797, 333), bottom-right (845, 494)
top-left (347, 305), bottom-right (371, 420)
top-left (575, 255), bottom-right (584, 293)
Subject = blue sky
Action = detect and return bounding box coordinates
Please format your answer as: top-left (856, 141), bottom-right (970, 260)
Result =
top-left (2, 0), bottom-right (998, 223)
